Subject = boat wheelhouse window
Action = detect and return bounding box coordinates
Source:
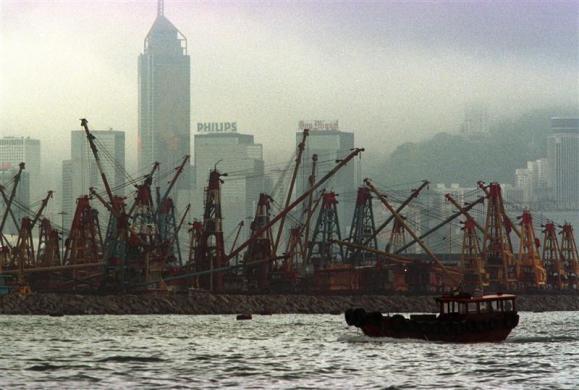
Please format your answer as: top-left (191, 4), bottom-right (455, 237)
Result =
top-left (458, 302), bottom-right (477, 314)
top-left (504, 300), bottom-right (513, 312)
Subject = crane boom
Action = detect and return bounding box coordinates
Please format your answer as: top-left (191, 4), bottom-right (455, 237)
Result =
top-left (80, 119), bottom-right (116, 212)
top-left (30, 191), bottom-right (53, 228)
top-left (365, 178), bottom-right (459, 285)
top-left (226, 148), bottom-right (364, 263)
top-left (0, 186), bottom-right (20, 232)
top-left (478, 181), bottom-right (521, 238)
top-left (0, 162), bottom-right (25, 235)
top-left (445, 194), bottom-right (484, 233)
top-left (363, 180), bottom-right (429, 247)
top-left (395, 196), bottom-right (485, 254)
top-left (273, 129), bottom-right (309, 254)
top-left (160, 155), bottom-right (190, 204)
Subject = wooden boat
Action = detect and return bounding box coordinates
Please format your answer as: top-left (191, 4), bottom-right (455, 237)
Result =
top-left (345, 293), bottom-right (519, 343)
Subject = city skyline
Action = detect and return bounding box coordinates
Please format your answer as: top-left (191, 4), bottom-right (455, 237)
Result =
top-left (1, 0), bottom-right (577, 174)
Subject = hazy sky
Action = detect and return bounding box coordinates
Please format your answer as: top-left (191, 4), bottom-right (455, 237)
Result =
top-left (0, 0), bottom-right (577, 174)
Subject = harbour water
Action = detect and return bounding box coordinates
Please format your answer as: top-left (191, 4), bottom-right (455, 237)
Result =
top-left (0, 312), bottom-right (577, 389)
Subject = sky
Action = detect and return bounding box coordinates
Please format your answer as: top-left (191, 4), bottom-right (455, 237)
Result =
top-left (0, 0), bottom-right (578, 176)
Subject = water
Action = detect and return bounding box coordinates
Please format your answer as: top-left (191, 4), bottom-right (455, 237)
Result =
top-left (0, 312), bottom-right (578, 389)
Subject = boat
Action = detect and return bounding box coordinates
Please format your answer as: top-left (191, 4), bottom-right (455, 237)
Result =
top-left (344, 293), bottom-right (519, 343)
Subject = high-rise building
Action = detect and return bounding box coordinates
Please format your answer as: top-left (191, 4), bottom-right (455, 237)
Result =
top-left (296, 121), bottom-right (359, 232)
top-left (62, 130), bottom-right (125, 229)
top-left (460, 103), bottom-right (489, 138)
top-left (138, 0), bottom-right (191, 193)
top-left (547, 117), bottom-right (579, 209)
top-left (512, 158), bottom-right (551, 207)
top-left (0, 136), bottom-right (41, 198)
top-left (193, 128), bottom-right (265, 247)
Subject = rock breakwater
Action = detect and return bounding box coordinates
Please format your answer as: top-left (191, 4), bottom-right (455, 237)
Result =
top-left (0, 293), bottom-right (577, 315)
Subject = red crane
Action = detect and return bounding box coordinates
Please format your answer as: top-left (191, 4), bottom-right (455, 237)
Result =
top-left (480, 183), bottom-right (517, 291)
top-left (517, 210), bottom-right (546, 289)
top-left (560, 224), bottom-right (579, 289)
top-left (542, 221), bottom-right (565, 289)
top-left (194, 169), bottom-right (227, 291)
top-left (244, 193), bottom-right (275, 291)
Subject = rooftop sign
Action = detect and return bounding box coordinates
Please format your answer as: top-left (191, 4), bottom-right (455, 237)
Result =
top-left (298, 120), bottom-right (339, 131)
top-left (197, 122), bottom-right (238, 133)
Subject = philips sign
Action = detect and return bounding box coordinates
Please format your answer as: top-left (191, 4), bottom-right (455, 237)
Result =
top-left (197, 122), bottom-right (238, 133)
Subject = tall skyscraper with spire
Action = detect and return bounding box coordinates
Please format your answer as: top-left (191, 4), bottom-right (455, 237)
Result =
top-left (138, 0), bottom-right (191, 191)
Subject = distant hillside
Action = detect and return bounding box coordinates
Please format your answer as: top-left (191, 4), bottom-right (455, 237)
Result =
top-left (369, 108), bottom-right (576, 187)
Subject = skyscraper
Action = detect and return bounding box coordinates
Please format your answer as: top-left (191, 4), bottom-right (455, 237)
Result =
top-left (547, 117), bottom-right (579, 209)
top-left (138, 0), bottom-right (191, 193)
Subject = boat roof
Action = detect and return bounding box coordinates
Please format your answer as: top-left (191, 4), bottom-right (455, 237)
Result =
top-left (436, 294), bottom-right (516, 303)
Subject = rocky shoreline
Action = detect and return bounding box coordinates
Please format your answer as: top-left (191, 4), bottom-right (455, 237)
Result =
top-left (0, 293), bottom-right (578, 315)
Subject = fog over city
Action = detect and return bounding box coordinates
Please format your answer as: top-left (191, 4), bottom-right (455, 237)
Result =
top-left (2, 4), bottom-right (579, 385)
top-left (1, 0), bottom-right (577, 177)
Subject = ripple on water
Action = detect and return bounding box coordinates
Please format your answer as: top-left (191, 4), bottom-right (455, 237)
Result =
top-left (0, 312), bottom-right (577, 388)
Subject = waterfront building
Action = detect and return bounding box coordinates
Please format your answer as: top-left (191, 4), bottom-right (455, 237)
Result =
top-left (512, 158), bottom-right (551, 208)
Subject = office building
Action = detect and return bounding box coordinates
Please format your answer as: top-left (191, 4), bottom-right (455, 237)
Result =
top-left (0, 136), bottom-right (41, 198)
top-left (547, 117), bottom-right (579, 209)
top-left (138, 0), bottom-right (191, 193)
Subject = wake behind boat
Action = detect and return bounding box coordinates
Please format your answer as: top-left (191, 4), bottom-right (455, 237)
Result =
top-left (345, 293), bottom-right (519, 343)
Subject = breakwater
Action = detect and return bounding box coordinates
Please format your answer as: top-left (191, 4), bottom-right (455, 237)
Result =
top-left (1, 293), bottom-right (578, 315)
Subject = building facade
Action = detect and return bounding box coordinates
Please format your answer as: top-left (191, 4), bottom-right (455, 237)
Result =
top-left (138, 2), bottom-right (191, 193)
top-left (512, 158), bottom-right (551, 208)
top-left (0, 136), bottom-right (41, 198)
top-left (547, 117), bottom-right (579, 209)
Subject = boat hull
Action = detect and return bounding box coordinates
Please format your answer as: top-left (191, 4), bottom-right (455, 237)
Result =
top-left (345, 309), bottom-right (519, 343)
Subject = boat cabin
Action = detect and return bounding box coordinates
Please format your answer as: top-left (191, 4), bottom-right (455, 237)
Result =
top-left (435, 294), bottom-right (516, 315)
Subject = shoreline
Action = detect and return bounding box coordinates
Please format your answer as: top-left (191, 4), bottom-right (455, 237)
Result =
top-left (1, 293), bottom-right (578, 315)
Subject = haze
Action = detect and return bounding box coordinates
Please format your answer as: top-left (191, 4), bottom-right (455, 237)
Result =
top-left (0, 0), bottom-right (577, 176)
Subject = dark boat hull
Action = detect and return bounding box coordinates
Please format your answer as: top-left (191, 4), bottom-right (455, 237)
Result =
top-left (346, 309), bottom-right (519, 343)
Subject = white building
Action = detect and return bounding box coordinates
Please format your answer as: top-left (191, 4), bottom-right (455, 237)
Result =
top-left (513, 158), bottom-right (551, 206)
top-left (547, 117), bottom-right (579, 209)
top-left (0, 136), bottom-right (41, 198)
